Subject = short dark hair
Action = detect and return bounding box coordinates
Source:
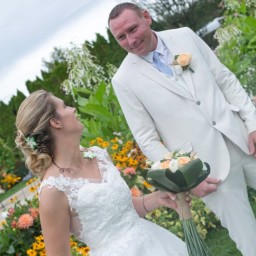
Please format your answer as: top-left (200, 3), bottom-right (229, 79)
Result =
top-left (108, 2), bottom-right (143, 26)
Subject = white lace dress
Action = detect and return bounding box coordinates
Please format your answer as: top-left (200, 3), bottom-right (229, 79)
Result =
top-left (39, 146), bottom-right (188, 256)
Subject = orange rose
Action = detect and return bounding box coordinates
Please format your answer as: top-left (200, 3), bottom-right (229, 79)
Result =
top-left (177, 157), bottom-right (191, 167)
top-left (159, 160), bottom-right (170, 169)
top-left (176, 53), bottom-right (191, 67)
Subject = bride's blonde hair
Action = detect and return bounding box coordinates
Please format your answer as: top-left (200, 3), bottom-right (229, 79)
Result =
top-left (15, 90), bottom-right (57, 179)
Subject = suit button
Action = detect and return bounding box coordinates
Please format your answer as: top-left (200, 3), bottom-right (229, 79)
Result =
top-left (196, 101), bottom-right (201, 105)
top-left (212, 121), bottom-right (216, 125)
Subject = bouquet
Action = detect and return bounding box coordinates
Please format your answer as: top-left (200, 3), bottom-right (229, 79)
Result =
top-left (146, 150), bottom-right (213, 256)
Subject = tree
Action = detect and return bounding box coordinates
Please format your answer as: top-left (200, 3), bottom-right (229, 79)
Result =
top-left (86, 29), bottom-right (127, 68)
top-left (214, 0), bottom-right (256, 95)
top-left (137, 0), bottom-right (224, 48)
top-left (25, 47), bottom-right (74, 106)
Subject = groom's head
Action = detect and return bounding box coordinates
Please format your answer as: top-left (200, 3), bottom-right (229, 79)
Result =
top-left (108, 2), bottom-right (157, 56)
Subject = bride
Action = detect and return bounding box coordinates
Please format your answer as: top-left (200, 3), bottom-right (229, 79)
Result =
top-left (15, 90), bottom-right (190, 256)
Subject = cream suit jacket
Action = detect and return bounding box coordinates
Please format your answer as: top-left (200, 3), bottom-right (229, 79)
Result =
top-left (112, 27), bottom-right (256, 181)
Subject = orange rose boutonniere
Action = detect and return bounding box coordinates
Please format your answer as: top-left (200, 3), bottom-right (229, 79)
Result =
top-left (172, 53), bottom-right (194, 74)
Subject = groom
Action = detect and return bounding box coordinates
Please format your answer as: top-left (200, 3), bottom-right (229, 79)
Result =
top-left (108, 2), bottom-right (256, 256)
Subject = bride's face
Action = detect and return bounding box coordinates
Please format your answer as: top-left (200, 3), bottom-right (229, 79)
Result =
top-left (51, 96), bottom-right (84, 134)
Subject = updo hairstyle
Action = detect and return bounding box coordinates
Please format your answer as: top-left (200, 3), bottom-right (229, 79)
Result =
top-left (15, 90), bottom-right (57, 179)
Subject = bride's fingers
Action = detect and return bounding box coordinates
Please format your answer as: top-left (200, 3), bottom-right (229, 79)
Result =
top-left (158, 191), bottom-right (176, 200)
top-left (162, 199), bottom-right (177, 209)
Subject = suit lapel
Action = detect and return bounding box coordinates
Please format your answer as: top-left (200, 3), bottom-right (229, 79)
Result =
top-left (158, 32), bottom-right (196, 99)
top-left (182, 70), bottom-right (196, 99)
top-left (130, 54), bottom-right (193, 100)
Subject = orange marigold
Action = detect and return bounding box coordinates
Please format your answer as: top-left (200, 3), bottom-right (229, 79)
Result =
top-left (17, 213), bottom-right (34, 229)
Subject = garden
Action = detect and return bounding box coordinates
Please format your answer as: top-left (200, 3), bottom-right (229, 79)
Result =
top-left (3, 137), bottom-right (255, 255)
top-left (0, 0), bottom-right (256, 255)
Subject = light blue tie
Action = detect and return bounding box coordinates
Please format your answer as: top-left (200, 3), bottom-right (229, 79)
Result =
top-left (153, 51), bottom-right (173, 76)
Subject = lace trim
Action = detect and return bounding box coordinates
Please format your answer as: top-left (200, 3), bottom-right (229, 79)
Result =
top-left (39, 146), bottom-right (106, 210)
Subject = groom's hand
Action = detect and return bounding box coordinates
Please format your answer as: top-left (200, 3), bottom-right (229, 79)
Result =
top-left (191, 177), bottom-right (221, 198)
top-left (248, 131), bottom-right (256, 157)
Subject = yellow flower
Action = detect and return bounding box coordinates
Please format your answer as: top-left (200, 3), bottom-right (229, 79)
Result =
top-left (89, 139), bottom-right (96, 146)
top-left (96, 137), bottom-right (103, 143)
top-left (70, 241), bottom-right (77, 247)
top-left (26, 249), bottom-right (37, 256)
top-left (143, 180), bottom-right (152, 188)
top-left (9, 196), bottom-right (18, 203)
top-left (35, 235), bottom-right (44, 242)
top-left (111, 144), bottom-right (119, 151)
top-left (29, 186), bottom-right (37, 193)
top-left (102, 141), bottom-right (109, 148)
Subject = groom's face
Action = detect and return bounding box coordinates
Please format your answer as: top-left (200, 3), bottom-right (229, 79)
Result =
top-left (109, 9), bottom-right (157, 56)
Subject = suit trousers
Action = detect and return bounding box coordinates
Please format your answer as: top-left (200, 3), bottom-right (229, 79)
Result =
top-left (203, 137), bottom-right (256, 256)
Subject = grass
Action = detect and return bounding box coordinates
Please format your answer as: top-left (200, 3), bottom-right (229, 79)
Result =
top-left (0, 180), bottom-right (27, 202)
top-left (206, 228), bottom-right (242, 255)
top-left (205, 195), bottom-right (256, 256)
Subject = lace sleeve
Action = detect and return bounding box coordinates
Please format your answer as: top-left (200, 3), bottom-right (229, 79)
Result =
top-left (39, 175), bottom-right (88, 211)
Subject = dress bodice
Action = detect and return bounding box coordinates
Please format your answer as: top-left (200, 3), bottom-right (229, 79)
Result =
top-left (39, 147), bottom-right (141, 254)
top-left (39, 146), bottom-right (187, 256)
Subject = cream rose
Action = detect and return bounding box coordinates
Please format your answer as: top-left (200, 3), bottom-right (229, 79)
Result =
top-left (176, 53), bottom-right (191, 67)
top-left (159, 160), bottom-right (171, 169)
top-left (169, 159), bottom-right (179, 172)
top-left (177, 156), bottom-right (191, 167)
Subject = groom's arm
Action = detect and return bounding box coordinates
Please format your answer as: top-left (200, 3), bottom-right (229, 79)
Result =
top-left (186, 27), bottom-right (256, 134)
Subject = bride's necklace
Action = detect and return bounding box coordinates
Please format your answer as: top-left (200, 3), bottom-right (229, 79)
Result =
top-left (52, 150), bottom-right (96, 173)
top-left (52, 160), bottom-right (81, 173)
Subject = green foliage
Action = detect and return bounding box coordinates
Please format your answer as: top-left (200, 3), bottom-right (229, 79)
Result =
top-left (61, 44), bottom-right (131, 145)
top-left (206, 228), bottom-right (242, 255)
top-left (0, 138), bottom-right (16, 172)
top-left (215, 0), bottom-right (256, 95)
top-left (76, 82), bottom-right (131, 144)
top-left (146, 197), bottom-right (220, 240)
top-left (137, 0), bottom-right (224, 48)
top-left (0, 100), bottom-right (18, 149)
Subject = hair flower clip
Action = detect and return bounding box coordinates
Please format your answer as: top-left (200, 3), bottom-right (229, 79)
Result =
top-left (25, 136), bottom-right (38, 150)
top-left (83, 151), bottom-right (96, 159)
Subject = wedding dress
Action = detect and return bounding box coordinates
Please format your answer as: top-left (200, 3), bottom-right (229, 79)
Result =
top-left (39, 146), bottom-right (188, 256)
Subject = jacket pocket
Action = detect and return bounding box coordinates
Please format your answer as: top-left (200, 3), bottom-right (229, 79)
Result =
top-left (228, 104), bottom-right (239, 112)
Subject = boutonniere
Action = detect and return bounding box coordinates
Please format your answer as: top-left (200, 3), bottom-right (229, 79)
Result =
top-left (172, 53), bottom-right (194, 75)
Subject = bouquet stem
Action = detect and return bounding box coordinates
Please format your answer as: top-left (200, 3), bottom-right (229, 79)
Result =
top-left (176, 192), bottom-right (192, 220)
top-left (176, 192), bottom-right (213, 256)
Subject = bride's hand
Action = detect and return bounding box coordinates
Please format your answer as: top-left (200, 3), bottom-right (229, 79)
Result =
top-left (155, 190), bottom-right (191, 210)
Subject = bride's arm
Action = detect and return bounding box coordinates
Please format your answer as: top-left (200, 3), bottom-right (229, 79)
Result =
top-left (39, 187), bottom-right (71, 256)
top-left (132, 191), bottom-right (178, 217)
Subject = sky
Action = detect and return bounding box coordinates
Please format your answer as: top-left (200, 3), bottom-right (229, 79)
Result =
top-left (0, 0), bottom-right (121, 103)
